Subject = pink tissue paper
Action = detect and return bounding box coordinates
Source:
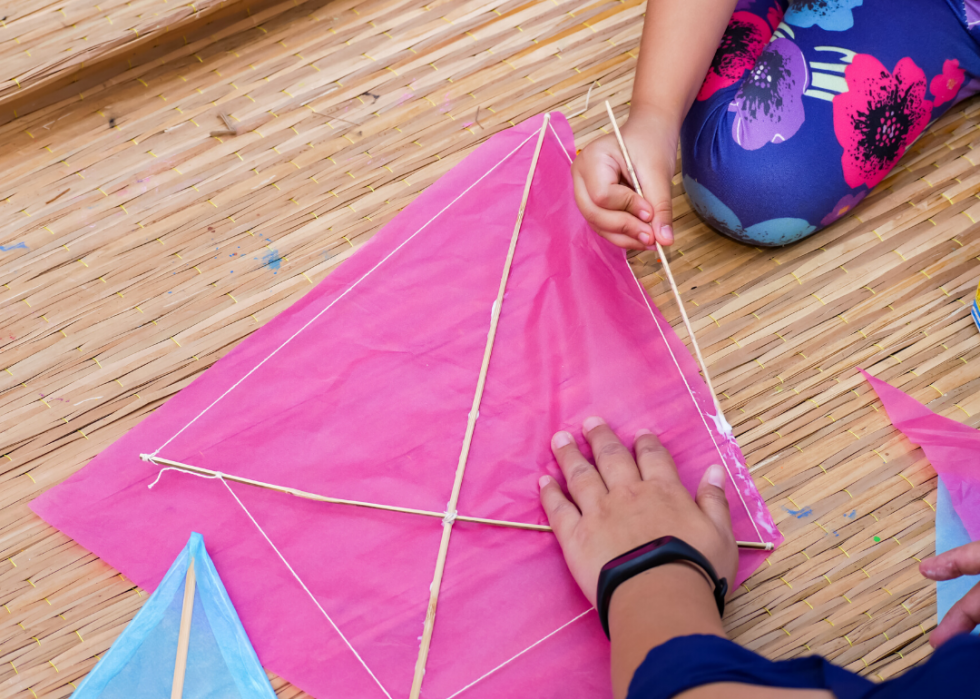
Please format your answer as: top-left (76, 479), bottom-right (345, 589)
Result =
top-left (33, 114), bottom-right (780, 699)
top-left (863, 370), bottom-right (980, 541)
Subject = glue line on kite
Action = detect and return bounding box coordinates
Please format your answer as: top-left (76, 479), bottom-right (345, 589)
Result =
top-left (442, 608), bottom-right (593, 699)
top-left (547, 115), bottom-right (764, 546)
top-left (219, 478), bottom-right (393, 699)
top-left (151, 127), bottom-right (545, 458)
top-left (410, 114), bottom-right (552, 699)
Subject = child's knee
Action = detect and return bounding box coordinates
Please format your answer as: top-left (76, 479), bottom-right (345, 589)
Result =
top-left (680, 168), bottom-right (822, 246)
top-left (678, 144), bottom-right (864, 247)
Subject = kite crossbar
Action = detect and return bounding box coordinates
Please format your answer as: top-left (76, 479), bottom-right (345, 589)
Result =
top-left (139, 454), bottom-right (552, 532)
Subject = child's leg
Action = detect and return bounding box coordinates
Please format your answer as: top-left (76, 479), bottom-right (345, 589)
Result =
top-left (680, 0), bottom-right (980, 247)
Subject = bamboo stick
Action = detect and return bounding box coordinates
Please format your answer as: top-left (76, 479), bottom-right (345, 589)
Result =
top-left (409, 114), bottom-right (553, 699)
top-left (170, 558), bottom-right (196, 699)
top-left (140, 454), bottom-right (552, 531)
top-left (140, 455), bottom-right (771, 549)
top-left (603, 101), bottom-right (723, 417)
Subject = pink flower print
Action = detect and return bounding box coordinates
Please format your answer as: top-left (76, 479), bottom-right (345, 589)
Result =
top-left (767, 2), bottom-right (785, 29)
top-left (930, 59), bottom-right (966, 107)
top-left (697, 12), bottom-right (773, 101)
top-left (820, 191), bottom-right (866, 226)
top-left (833, 55), bottom-right (933, 190)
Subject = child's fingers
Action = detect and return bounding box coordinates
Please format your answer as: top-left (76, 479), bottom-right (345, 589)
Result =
top-left (695, 465), bottom-right (734, 541)
top-left (581, 145), bottom-right (656, 226)
top-left (930, 582), bottom-right (980, 648)
top-left (589, 177), bottom-right (655, 227)
top-left (538, 475), bottom-right (580, 544)
top-left (551, 430), bottom-right (607, 512)
top-left (920, 541), bottom-right (980, 580)
top-left (573, 177), bottom-right (653, 248)
top-left (632, 164), bottom-right (674, 246)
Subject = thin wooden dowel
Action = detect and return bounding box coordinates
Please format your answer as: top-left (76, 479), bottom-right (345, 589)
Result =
top-left (142, 454), bottom-right (769, 550)
top-left (170, 557), bottom-right (196, 699)
top-left (141, 454), bottom-right (552, 532)
top-left (409, 114), bottom-right (553, 699)
top-left (603, 102), bottom-right (722, 417)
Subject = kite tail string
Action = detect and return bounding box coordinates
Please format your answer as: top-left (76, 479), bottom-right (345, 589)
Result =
top-left (442, 608), bottom-right (593, 699)
top-left (218, 478), bottom-right (393, 699)
top-left (546, 116), bottom-right (765, 546)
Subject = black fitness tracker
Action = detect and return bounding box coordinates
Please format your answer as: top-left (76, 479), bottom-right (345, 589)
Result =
top-left (596, 535), bottom-right (728, 639)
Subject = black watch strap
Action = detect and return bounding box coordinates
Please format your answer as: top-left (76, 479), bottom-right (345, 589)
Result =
top-left (596, 535), bottom-right (728, 639)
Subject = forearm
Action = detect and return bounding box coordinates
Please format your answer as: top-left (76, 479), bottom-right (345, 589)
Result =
top-left (608, 563), bottom-right (726, 699)
top-left (630, 0), bottom-right (737, 129)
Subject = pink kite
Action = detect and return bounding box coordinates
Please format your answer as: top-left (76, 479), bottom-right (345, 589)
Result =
top-left (33, 113), bottom-right (780, 699)
top-left (863, 370), bottom-right (980, 541)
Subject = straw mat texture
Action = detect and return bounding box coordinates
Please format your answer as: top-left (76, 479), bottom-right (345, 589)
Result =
top-left (1, 0), bottom-right (978, 696)
top-left (0, 0), bottom-right (235, 109)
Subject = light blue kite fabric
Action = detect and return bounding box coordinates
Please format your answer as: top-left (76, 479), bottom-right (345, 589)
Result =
top-left (936, 478), bottom-right (980, 634)
top-left (936, 481), bottom-right (980, 630)
top-left (74, 533), bottom-right (276, 699)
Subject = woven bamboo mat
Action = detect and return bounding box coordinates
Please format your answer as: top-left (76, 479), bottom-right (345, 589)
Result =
top-left (0, 0), bottom-right (236, 110)
top-left (0, 0), bottom-right (978, 695)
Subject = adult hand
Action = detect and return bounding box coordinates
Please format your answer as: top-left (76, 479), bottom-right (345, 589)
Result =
top-left (538, 416), bottom-right (737, 608)
top-left (920, 541), bottom-right (980, 647)
top-left (571, 110), bottom-right (678, 251)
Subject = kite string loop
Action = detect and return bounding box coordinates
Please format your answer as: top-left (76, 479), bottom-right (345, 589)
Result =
top-left (147, 466), bottom-right (221, 490)
top-left (442, 510), bottom-right (458, 526)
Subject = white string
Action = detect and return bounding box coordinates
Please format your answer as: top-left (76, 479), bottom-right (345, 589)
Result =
top-left (151, 127), bottom-right (544, 457)
top-left (147, 465), bottom-right (391, 696)
top-left (146, 466), bottom-right (220, 489)
top-left (546, 126), bottom-right (764, 544)
top-left (442, 608), bottom-right (593, 699)
top-left (219, 477), bottom-right (394, 699)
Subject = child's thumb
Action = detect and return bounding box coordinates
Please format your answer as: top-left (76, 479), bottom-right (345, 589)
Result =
top-left (638, 168), bottom-right (674, 247)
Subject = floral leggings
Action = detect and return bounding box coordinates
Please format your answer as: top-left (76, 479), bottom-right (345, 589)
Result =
top-left (681, 0), bottom-right (980, 246)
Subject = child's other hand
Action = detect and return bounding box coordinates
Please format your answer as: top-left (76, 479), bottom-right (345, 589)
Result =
top-left (538, 417), bottom-right (738, 608)
top-left (571, 113), bottom-right (678, 250)
top-left (920, 541), bottom-right (980, 647)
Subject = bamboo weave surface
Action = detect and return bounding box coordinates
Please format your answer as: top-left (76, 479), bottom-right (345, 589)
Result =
top-left (0, 0), bottom-right (978, 695)
top-left (0, 0), bottom-right (232, 109)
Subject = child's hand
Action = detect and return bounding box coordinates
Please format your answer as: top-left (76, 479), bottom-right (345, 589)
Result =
top-left (538, 416), bottom-right (738, 608)
top-left (920, 541), bottom-right (980, 647)
top-left (571, 114), bottom-right (678, 251)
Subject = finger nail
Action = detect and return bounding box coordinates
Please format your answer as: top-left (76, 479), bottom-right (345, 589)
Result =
top-left (660, 224), bottom-right (673, 243)
top-left (551, 431), bottom-right (573, 449)
top-left (706, 464), bottom-right (725, 489)
top-left (539, 475), bottom-right (552, 489)
top-left (639, 232), bottom-right (651, 245)
top-left (582, 416), bottom-right (606, 433)
top-left (639, 209), bottom-right (652, 222)
top-left (635, 428), bottom-right (653, 438)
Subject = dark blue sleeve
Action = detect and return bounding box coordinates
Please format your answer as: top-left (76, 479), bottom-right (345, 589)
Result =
top-left (627, 633), bottom-right (980, 699)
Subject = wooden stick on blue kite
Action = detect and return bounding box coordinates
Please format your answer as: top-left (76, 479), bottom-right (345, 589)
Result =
top-left (170, 558), bottom-right (196, 699)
